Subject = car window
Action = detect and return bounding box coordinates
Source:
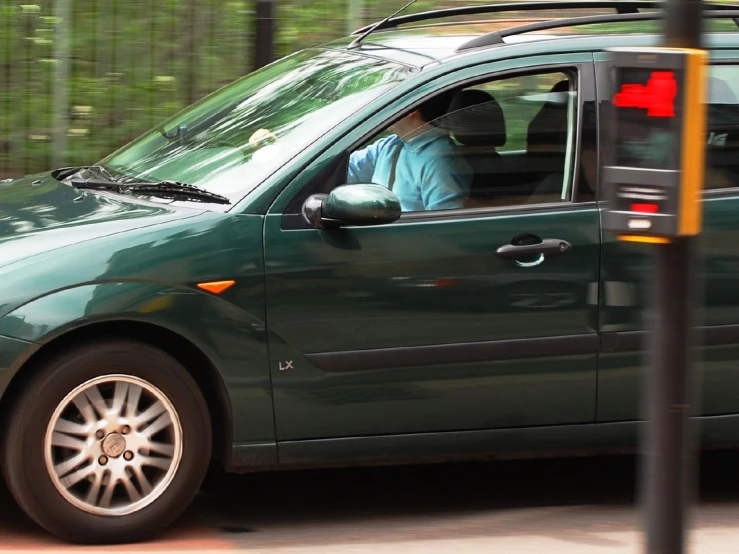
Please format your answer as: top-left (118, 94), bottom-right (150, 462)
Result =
top-left (345, 70), bottom-right (579, 213)
top-left (99, 49), bottom-right (412, 204)
top-left (705, 65), bottom-right (739, 190)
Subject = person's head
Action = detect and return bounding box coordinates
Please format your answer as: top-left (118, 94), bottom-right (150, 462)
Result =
top-left (389, 92), bottom-right (454, 137)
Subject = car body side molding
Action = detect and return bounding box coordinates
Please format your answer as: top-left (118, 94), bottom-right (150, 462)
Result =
top-left (306, 334), bottom-right (599, 372)
top-left (600, 325), bottom-right (739, 353)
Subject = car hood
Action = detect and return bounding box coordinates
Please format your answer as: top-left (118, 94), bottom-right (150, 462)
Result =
top-left (0, 172), bottom-right (202, 268)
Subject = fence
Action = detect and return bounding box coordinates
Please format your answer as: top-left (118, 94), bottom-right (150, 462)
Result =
top-left (0, 1), bottom-right (478, 177)
top-left (0, 0), bottom-right (663, 178)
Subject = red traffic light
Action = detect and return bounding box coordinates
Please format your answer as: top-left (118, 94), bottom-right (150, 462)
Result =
top-left (613, 71), bottom-right (677, 118)
top-left (631, 203), bottom-right (660, 213)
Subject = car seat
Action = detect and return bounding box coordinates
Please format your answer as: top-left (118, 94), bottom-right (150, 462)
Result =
top-left (526, 80), bottom-right (571, 154)
top-left (440, 89), bottom-right (507, 206)
top-left (522, 80), bottom-right (574, 203)
top-left (706, 76), bottom-right (739, 189)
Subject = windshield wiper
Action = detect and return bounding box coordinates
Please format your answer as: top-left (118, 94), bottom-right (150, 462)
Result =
top-left (69, 177), bottom-right (231, 205)
top-left (52, 165), bottom-right (119, 183)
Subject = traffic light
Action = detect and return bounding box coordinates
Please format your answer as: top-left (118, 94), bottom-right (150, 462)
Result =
top-left (602, 47), bottom-right (708, 243)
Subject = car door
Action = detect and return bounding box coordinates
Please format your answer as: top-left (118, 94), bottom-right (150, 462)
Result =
top-left (596, 50), bottom-right (739, 423)
top-left (264, 55), bottom-right (601, 451)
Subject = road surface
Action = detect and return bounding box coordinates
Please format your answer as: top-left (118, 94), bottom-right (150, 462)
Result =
top-left (3, 452), bottom-right (739, 552)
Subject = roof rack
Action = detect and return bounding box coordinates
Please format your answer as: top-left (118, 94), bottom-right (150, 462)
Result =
top-left (351, 1), bottom-right (739, 35)
top-left (456, 8), bottom-right (739, 51)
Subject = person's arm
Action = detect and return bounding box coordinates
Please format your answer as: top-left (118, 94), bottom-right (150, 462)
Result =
top-left (419, 156), bottom-right (471, 211)
top-left (347, 135), bottom-right (398, 184)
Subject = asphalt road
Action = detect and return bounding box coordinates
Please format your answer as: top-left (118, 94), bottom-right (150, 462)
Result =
top-left (3, 451), bottom-right (739, 552)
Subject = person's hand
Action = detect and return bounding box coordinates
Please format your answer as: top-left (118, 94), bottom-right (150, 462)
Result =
top-left (249, 128), bottom-right (278, 148)
top-left (249, 129), bottom-right (280, 163)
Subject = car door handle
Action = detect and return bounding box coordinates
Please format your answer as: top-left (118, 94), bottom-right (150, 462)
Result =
top-left (496, 238), bottom-right (572, 260)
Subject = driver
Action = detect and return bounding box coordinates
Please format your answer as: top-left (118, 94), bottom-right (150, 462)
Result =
top-left (347, 94), bottom-right (471, 212)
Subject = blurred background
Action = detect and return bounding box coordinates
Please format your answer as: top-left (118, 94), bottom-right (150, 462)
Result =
top-left (0, 0), bottom-right (702, 179)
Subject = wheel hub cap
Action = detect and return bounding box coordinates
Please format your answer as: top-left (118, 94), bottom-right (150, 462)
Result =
top-left (101, 433), bottom-right (126, 458)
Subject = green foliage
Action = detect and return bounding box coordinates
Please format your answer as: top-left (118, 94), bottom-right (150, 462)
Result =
top-left (0, 1), bottom-right (732, 178)
top-left (1, 0), bottom-right (257, 176)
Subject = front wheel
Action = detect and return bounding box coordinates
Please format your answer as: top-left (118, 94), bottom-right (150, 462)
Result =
top-left (2, 339), bottom-right (212, 544)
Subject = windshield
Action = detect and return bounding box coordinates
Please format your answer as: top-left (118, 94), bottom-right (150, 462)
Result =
top-left (99, 48), bottom-right (413, 204)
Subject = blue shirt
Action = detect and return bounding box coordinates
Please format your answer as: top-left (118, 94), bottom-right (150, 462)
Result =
top-left (347, 129), bottom-right (471, 212)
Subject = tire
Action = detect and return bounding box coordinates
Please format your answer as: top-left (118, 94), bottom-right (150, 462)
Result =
top-left (1, 339), bottom-right (212, 544)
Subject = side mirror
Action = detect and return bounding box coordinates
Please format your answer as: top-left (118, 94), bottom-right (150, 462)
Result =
top-left (302, 184), bottom-right (401, 229)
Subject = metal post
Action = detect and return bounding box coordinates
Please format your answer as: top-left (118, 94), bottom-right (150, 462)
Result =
top-left (185, 0), bottom-right (199, 105)
top-left (52, 0), bottom-right (71, 168)
top-left (253, 0), bottom-right (276, 71)
top-left (642, 1), bottom-right (703, 553)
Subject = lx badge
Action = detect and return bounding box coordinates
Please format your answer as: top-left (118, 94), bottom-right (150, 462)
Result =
top-left (279, 361), bottom-right (294, 371)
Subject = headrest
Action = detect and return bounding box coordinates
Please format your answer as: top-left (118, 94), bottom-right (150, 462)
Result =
top-left (708, 77), bottom-right (737, 105)
top-left (439, 89), bottom-right (507, 148)
top-left (549, 80), bottom-right (570, 94)
top-left (707, 77), bottom-right (739, 130)
top-left (527, 80), bottom-right (571, 153)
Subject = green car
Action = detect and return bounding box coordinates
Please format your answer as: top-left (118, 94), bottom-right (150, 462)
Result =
top-left (4, 1), bottom-right (739, 544)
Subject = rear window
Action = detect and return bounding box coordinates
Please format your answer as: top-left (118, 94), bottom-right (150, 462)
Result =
top-left (705, 65), bottom-right (739, 190)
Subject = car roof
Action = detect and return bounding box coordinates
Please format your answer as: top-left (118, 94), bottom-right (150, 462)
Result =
top-left (323, 26), bottom-right (739, 68)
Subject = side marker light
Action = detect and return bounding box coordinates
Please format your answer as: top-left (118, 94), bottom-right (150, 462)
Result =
top-left (197, 280), bottom-right (236, 294)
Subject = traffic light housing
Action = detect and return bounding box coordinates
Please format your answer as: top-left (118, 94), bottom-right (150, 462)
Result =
top-left (602, 47), bottom-right (708, 243)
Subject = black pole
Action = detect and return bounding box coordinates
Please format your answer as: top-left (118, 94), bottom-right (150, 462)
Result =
top-left (642, 1), bottom-right (703, 553)
top-left (664, 0), bottom-right (703, 50)
top-left (643, 240), bottom-right (699, 554)
top-left (253, 0), bottom-right (276, 71)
